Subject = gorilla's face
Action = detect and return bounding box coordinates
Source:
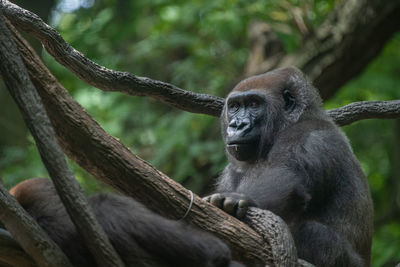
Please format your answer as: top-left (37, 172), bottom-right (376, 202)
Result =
top-left (222, 68), bottom-right (299, 161)
top-left (224, 91), bottom-right (265, 161)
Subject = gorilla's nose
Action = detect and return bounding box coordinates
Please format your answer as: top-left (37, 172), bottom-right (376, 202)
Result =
top-left (228, 118), bottom-right (251, 137)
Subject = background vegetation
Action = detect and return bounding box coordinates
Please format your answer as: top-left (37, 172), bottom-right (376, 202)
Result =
top-left (0, 0), bottom-right (399, 265)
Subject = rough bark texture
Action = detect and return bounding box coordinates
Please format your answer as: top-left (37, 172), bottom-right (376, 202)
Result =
top-left (244, 208), bottom-right (316, 267)
top-left (8, 19), bottom-right (276, 266)
top-left (245, 208), bottom-right (298, 266)
top-left (1, 0), bottom-right (399, 123)
top-left (327, 100), bottom-right (400, 126)
top-left (0, 229), bottom-right (35, 267)
top-left (0, 15), bottom-right (124, 267)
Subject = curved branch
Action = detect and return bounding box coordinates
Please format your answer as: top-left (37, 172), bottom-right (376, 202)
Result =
top-left (0, 0), bottom-right (224, 117)
top-left (245, 208), bottom-right (298, 266)
top-left (1, 0), bottom-right (400, 125)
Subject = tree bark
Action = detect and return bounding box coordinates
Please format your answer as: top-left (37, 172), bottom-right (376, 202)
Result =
top-left (327, 100), bottom-right (400, 126)
top-left (0, 0), bottom-right (54, 150)
top-left (244, 208), bottom-right (297, 266)
top-left (0, 229), bottom-right (35, 267)
top-left (0, 14), bottom-right (124, 267)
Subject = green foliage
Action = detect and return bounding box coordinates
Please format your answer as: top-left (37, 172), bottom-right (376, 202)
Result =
top-left (372, 223), bottom-right (400, 266)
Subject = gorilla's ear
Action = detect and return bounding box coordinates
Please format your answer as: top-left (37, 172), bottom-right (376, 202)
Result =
top-left (283, 90), bottom-right (296, 112)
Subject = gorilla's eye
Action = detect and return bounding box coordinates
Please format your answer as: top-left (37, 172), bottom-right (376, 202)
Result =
top-left (248, 100), bottom-right (260, 109)
top-left (228, 102), bottom-right (240, 112)
top-left (283, 90), bottom-right (296, 111)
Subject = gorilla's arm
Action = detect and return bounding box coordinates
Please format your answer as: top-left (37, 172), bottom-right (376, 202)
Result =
top-left (207, 164), bottom-right (310, 221)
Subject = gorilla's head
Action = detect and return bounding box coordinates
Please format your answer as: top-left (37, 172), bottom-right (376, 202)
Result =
top-left (221, 67), bottom-right (322, 161)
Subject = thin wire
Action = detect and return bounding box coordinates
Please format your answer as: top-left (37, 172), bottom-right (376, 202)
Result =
top-left (179, 190), bottom-right (194, 220)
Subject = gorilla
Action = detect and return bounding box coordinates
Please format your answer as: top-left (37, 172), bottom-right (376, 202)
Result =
top-left (10, 178), bottom-right (240, 267)
top-left (204, 67), bottom-right (373, 267)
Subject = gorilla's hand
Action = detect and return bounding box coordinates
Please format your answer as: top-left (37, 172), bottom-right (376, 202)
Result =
top-left (203, 192), bottom-right (255, 219)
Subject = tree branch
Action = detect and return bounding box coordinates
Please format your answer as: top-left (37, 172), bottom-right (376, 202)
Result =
top-left (244, 208), bottom-right (297, 266)
top-left (0, 13), bottom-right (124, 267)
top-left (327, 100), bottom-right (400, 126)
top-left (0, 229), bottom-right (35, 267)
top-left (1, 0), bottom-right (399, 125)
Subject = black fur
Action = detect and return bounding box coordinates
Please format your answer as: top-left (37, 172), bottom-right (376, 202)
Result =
top-left (206, 67), bottom-right (373, 267)
top-left (10, 178), bottom-right (236, 267)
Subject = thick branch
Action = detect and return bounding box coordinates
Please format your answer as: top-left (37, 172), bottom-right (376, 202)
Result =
top-left (0, 229), bottom-right (35, 267)
top-left (0, 0), bottom-right (223, 117)
top-left (327, 100), bottom-right (400, 126)
top-left (244, 208), bottom-right (315, 267)
top-left (0, 14), bottom-right (124, 267)
top-left (245, 208), bottom-right (297, 266)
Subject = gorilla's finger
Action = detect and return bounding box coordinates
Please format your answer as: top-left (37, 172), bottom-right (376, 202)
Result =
top-left (223, 197), bottom-right (236, 215)
top-left (202, 195), bottom-right (211, 202)
top-left (236, 200), bottom-right (248, 219)
top-left (210, 193), bottom-right (224, 209)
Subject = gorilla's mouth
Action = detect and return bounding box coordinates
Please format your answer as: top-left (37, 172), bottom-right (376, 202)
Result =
top-left (226, 141), bottom-right (258, 150)
top-left (226, 141), bottom-right (259, 161)
top-left (227, 140), bottom-right (249, 145)
top-left (226, 135), bottom-right (259, 146)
